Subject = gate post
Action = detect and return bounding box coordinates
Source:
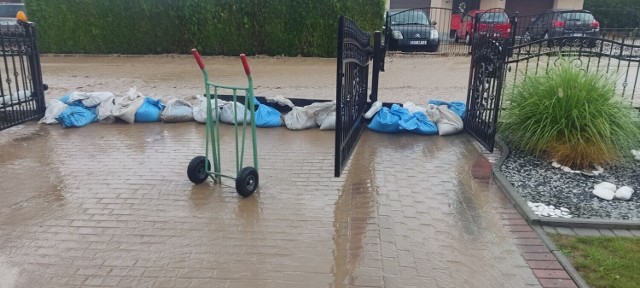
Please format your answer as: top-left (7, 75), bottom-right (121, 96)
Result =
top-left (23, 21), bottom-right (46, 115)
top-left (370, 31), bottom-right (383, 103)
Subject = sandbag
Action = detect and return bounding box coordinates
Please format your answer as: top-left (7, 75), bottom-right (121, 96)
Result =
top-left (367, 104), bottom-right (410, 133)
top-left (220, 101), bottom-right (251, 124)
top-left (403, 101), bottom-right (427, 115)
top-left (192, 95), bottom-right (225, 124)
top-left (398, 112), bottom-right (438, 135)
top-left (161, 98), bottom-right (193, 123)
top-left (284, 107), bottom-right (317, 130)
top-left (314, 101), bottom-right (337, 126)
top-left (364, 101), bottom-right (383, 119)
top-left (436, 105), bottom-right (464, 136)
top-left (265, 95), bottom-right (295, 108)
top-left (82, 92), bottom-right (115, 108)
top-left (284, 101), bottom-right (335, 130)
top-left (39, 99), bottom-right (68, 124)
top-left (254, 98), bottom-right (282, 127)
top-left (113, 87), bottom-right (146, 124)
top-left (66, 91), bottom-right (89, 104)
top-left (320, 111), bottom-right (336, 130)
top-left (56, 106), bottom-right (97, 128)
top-left (135, 97), bottom-right (166, 122)
top-left (96, 96), bottom-right (116, 123)
top-left (428, 100), bottom-right (466, 119)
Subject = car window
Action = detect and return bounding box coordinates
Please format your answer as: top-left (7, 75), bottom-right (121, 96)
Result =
top-left (479, 12), bottom-right (508, 23)
top-left (559, 12), bottom-right (594, 22)
top-left (0, 5), bottom-right (24, 18)
top-left (389, 11), bottom-right (430, 25)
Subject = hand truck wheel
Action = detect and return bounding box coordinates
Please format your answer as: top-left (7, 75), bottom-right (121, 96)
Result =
top-left (236, 166), bottom-right (259, 197)
top-left (187, 156), bottom-right (211, 184)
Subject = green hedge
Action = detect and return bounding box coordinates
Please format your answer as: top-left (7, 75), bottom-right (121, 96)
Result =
top-left (585, 0), bottom-right (640, 28)
top-left (24, 0), bottom-right (385, 57)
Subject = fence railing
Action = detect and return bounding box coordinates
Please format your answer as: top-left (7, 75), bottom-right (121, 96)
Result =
top-left (0, 20), bottom-right (46, 131)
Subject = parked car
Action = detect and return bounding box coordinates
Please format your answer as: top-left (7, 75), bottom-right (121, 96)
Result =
top-left (522, 9), bottom-right (600, 47)
top-left (454, 10), bottom-right (511, 45)
top-left (386, 9), bottom-right (440, 52)
top-left (0, 3), bottom-right (25, 36)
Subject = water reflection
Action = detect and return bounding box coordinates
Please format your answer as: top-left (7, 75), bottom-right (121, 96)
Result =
top-left (332, 132), bottom-right (379, 287)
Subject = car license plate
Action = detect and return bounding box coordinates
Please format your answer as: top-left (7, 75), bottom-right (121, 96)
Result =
top-left (571, 33), bottom-right (585, 37)
top-left (409, 41), bottom-right (427, 45)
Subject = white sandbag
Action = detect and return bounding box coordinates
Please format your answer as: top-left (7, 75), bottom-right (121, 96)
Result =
top-left (314, 101), bottom-right (336, 126)
top-left (82, 92), bottom-right (115, 108)
top-left (192, 95), bottom-right (226, 124)
top-left (424, 104), bottom-right (441, 122)
top-left (364, 101), bottom-right (382, 119)
top-left (320, 111), bottom-right (336, 130)
top-left (161, 98), bottom-right (194, 123)
top-left (284, 107), bottom-right (317, 130)
top-left (67, 91), bottom-right (89, 103)
top-left (436, 105), bottom-right (463, 136)
top-left (403, 101), bottom-right (427, 115)
top-left (39, 99), bottom-right (68, 124)
top-left (265, 95), bottom-right (295, 108)
top-left (112, 87), bottom-right (145, 124)
top-left (220, 101), bottom-right (251, 124)
top-left (96, 96), bottom-right (116, 123)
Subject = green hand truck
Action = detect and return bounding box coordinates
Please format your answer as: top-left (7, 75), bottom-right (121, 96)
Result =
top-left (187, 49), bottom-right (259, 197)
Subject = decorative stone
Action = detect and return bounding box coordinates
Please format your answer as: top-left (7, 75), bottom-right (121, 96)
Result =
top-left (594, 182), bottom-right (617, 192)
top-left (593, 188), bottom-right (615, 201)
top-left (552, 161), bottom-right (561, 168)
top-left (615, 186), bottom-right (634, 201)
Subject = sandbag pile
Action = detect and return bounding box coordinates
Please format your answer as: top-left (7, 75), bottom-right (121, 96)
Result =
top-left (366, 100), bottom-right (466, 136)
top-left (39, 90), bottom-right (338, 131)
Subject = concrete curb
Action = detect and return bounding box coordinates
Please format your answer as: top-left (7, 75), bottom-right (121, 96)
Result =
top-left (532, 225), bottom-right (591, 288)
top-left (492, 136), bottom-right (640, 230)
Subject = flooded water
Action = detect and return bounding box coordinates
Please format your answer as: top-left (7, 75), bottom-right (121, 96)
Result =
top-left (0, 54), bottom-right (541, 287)
top-left (41, 53), bottom-right (470, 106)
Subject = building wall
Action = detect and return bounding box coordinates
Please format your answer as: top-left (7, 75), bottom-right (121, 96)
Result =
top-left (390, 0), bottom-right (431, 9)
top-left (553, 0), bottom-right (584, 9)
top-left (480, 0), bottom-right (505, 10)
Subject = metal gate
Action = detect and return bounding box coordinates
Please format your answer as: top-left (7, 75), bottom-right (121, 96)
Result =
top-left (0, 20), bottom-right (47, 131)
top-left (463, 9), bottom-right (510, 152)
top-left (334, 16), bottom-right (384, 177)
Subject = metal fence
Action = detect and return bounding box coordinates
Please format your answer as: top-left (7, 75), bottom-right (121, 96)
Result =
top-left (503, 10), bottom-right (640, 109)
top-left (0, 20), bottom-right (46, 131)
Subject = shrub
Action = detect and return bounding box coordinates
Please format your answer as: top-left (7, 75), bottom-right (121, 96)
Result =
top-left (24, 0), bottom-right (385, 57)
top-left (499, 58), bottom-right (640, 169)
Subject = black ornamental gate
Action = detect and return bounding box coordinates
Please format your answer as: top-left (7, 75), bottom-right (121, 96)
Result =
top-left (0, 20), bottom-right (47, 131)
top-left (334, 16), bottom-right (385, 177)
top-left (463, 9), bottom-right (511, 152)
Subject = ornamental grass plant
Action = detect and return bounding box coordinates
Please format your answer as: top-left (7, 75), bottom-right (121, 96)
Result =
top-left (499, 58), bottom-right (640, 169)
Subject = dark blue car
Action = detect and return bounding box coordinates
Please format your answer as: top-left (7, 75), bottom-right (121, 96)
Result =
top-left (386, 9), bottom-right (440, 52)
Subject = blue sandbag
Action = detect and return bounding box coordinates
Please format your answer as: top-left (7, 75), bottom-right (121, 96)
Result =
top-left (428, 100), bottom-right (466, 119)
top-left (399, 112), bottom-right (438, 135)
top-left (56, 105), bottom-right (98, 128)
top-left (255, 105), bottom-right (282, 127)
top-left (135, 97), bottom-right (166, 122)
top-left (368, 104), bottom-right (410, 133)
top-left (252, 97), bottom-right (282, 127)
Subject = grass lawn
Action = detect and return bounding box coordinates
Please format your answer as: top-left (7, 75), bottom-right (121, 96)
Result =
top-left (550, 234), bottom-right (640, 288)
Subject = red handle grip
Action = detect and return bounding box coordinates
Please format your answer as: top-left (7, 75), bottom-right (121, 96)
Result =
top-left (240, 54), bottom-right (251, 76)
top-left (192, 49), bottom-right (205, 70)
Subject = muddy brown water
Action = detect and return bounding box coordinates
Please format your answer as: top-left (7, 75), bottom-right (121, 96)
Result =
top-left (0, 54), bottom-right (541, 287)
top-left (41, 53), bottom-right (470, 105)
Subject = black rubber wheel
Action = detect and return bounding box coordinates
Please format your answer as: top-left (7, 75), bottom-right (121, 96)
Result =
top-left (235, 167), bottom-right (259, 197)
top-left (187, 156), bottom-right (211, 184)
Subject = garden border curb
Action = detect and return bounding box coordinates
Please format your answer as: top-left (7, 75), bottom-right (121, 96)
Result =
top-left (492, 136), bottom-right (640, 230)
top-left (531, 225), bottom-right (591, 288)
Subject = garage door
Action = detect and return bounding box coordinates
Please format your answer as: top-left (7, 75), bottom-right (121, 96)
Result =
top-left (390, 0), bottom-right (431, 9)
top-left (505, 0), bottom-right (553, 16)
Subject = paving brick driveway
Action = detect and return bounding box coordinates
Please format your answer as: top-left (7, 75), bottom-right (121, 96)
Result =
top-left (0, 121), bottom-right (542, 288)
